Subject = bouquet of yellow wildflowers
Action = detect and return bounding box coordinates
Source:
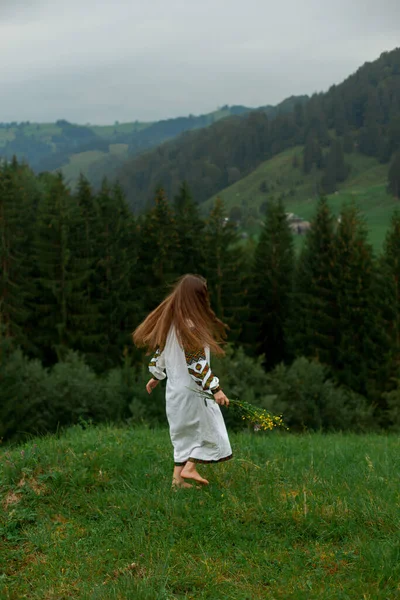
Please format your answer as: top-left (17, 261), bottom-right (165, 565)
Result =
top-left (194, 390), bottom-right (287, 431)
top-left (228, 398), bottom-right (287, 431)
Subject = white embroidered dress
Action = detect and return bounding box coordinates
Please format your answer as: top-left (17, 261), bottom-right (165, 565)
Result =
top-left (149, 324), bottom-right (232, 465)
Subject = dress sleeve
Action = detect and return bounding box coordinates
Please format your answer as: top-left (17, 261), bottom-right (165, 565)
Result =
top-left (149, 347), bottom-right (166, 381)
top-left (185, 348), bottom-right (221, 395)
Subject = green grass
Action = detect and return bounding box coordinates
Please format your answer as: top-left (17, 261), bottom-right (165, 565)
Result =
top-left (90, 122), bottom-right (153, 138)
top-left (0, 130), bottom-right (16, 147)
top-left (109, 144), bottom-right (129, 155)
top-left (1, 424), bottom-right (399, 599)
top-left (0, 124), bottom-right (63, 148)
top-left (291, 183), bottom-right (398, 251)
top-left (61, 151), bottom-right (109, 187)
top-left (205, 148), bottom-right (396, 251)
top-left (22, 123), bottom-right (63, 139)
top-left (60, 146), bottom-right (130, 190)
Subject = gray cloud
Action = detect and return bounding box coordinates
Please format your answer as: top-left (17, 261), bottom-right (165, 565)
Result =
top-left (1, 0), bottom-right (399, 123)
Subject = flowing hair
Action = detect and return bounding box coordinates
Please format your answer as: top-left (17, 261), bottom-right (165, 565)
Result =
top-left (133, 274), bottom-right (228, 355)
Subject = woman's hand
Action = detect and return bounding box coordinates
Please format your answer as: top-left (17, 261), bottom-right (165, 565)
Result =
top-left (213, 390), bottom-right (230, 407)
top-left (146, 378), bottom-right (159, 394)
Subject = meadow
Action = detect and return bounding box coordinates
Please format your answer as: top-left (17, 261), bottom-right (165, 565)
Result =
top-left (206, 148), bottom-right (396, 251)
top-left (1, 424), bottom-right (399, 599)
top-left (60, 144), bottom-right (130, 188)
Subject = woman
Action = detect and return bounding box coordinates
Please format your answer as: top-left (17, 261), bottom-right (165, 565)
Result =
top-left (133, 274), bottom-right (232, 488)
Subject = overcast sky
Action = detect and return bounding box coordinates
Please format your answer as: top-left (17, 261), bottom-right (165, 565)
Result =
top-left (1, 0), bottom-right (399, 124)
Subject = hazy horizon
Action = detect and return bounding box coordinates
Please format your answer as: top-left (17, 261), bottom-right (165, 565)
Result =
top-left (1, 0), bottom-right (399, 125)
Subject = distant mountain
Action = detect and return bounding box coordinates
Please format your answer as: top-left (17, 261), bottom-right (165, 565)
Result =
top-left (0, 120), bottom-right (102, 172)
top-left (84, 96), bottom-right (308, 190)
top-left (114, 48), bottom-right (400, 213)
top-left (124, 98), bottom-right (308, 157)
top-left (126, 106), bottom-right (252, 155)
top-left (0, 106), bottom-right (255, 177)
top-left (81, 106), bottom-right (255, 188)
top-left (0, 99), bottom-right (309, 188)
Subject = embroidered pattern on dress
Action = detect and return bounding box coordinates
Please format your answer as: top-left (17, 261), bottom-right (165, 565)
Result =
top-left (149, 346), bottom-right (167, 381)
top-left (149, 347), bottom-right (161, 368)
top-left (185, 348), bottom-right (205, 363)
top-left (174, 454), bottom-right (233, 466)
top-left (185, 348), bottom-right (219, 392)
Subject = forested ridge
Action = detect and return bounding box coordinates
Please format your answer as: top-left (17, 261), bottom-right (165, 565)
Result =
top-left (0, 107), bottom-right (251, 175)
top-left (116, 48), bottom-right (400, 212)
top-left (0, 99), bottom-right (306, 185)
top-left (84, 96), bottom-right (307, 191)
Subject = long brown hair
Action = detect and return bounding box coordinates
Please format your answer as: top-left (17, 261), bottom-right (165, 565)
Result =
top-left (133, 274), bottom-right (228, 355)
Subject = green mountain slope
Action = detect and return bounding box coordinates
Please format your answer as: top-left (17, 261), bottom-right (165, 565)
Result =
top-left (205, 146), bottom-right (395, 250)
top-left (114, 47), bottom-right (400, 214)
top-left (0, 106), bottom-right (258, 185)
top-left (81, 97), bottom-right (308, 191)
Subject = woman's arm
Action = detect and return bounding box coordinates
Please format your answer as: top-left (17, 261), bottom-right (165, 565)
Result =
top-left (185, 348), bottom-right (229, 406)
top-left (149, 347), bottom-right (166, 381)
top-left (185, 348), bottom-right (221, 394)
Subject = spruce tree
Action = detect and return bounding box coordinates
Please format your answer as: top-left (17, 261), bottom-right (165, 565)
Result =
top-left (358, 89), bottom-right (382, 157)
top-left (294, 102), bottom-right (305, 129)
top-left (388, 153), bottom-right (400, 198)
top-left (34, 173), bottom-right (87, 363)
top-left (292, 154), bottom-right (300, 169)
top-left (203, 198), bottom-right (248, 342)
top-left (320, 140), bottom-right (349, 194)
top-left (71, 174), bottom-right (103, 360)
top-left (247, 199), bottom-right (294, 369)
top-left (330, 206), bottom-right (384, 396)
top-left (287, 197), bottom-right (337, 364)
top-left (377, 211), bottom-right (400, 399)
top-left (137, 188), bottom-right (179, 313)
top-left (305, 94), bottom-right (330, 146)
top-left (74, 175), bottom-right (99, 277)
top-left (173, 181), bottom-right (205, 275)
top-left (343, 133), bottom-right (354, 154)
top-left (387, 116), bottom-right (400, 158)
top-left (303, 133), bottom-right (323, 174)
top-left (381, 212), bottom-right (400, 343)
top-left (333, 95), bottom-right (347, 136)
top-left (96, 180), bottom-right (137, 367)
top-left (0, 160), bottom-right (36, 352)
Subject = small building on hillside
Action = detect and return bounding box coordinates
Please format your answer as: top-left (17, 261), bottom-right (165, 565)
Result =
top-left (286, 213), bottom-right (311, 235)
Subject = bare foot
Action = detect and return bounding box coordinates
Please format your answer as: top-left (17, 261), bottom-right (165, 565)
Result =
top-left (171, 478), bottom-right (193, 489)
top-left (181, 463), bottom-right (209, 485)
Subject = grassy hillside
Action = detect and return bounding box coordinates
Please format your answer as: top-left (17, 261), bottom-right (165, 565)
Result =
top-left (60, 144), bottom-right (130, 188)
top-left (1, 424), bottom-right (398, 599)
top-left (0, 123), bottom-right (62, 148)
top-left (90, 122), bottom-right (152, 138)
top-left (205, 147), bottom-right (395, 251)
top-left (61, 150), bottom-right (109, 186)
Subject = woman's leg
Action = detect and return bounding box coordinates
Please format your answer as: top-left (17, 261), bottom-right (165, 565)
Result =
top-left (181, 459), bottom-right (209, 485)
top-left (172, 463), bottom-right (193, 488)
